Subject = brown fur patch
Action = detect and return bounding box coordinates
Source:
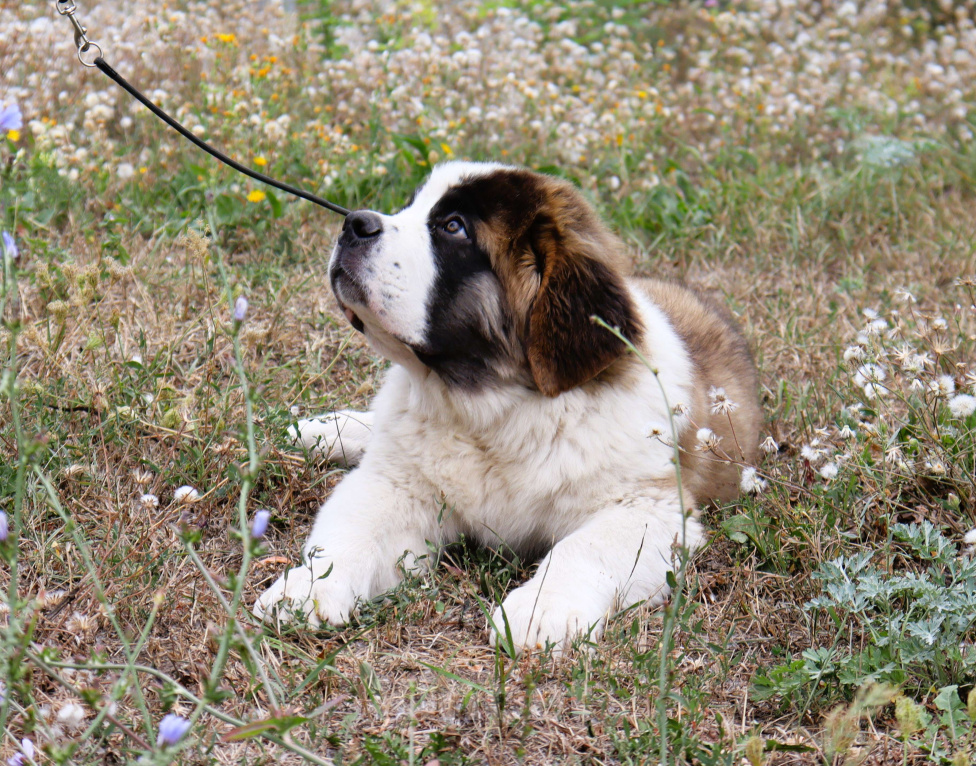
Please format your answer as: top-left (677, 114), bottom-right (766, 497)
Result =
top-left (637, 278), bottom-right (761, 503)
top-left (472, 172), bottom-right (645, 396)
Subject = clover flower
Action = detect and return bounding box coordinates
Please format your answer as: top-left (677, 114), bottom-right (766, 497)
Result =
top-left (157, 713), bottom-right (192, 746)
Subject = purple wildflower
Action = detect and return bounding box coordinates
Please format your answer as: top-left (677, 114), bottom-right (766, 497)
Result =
top-left (0, 102), bottom-right (22, 132)
top-left (251, 509), bottom-right (271, 539)
top-left (0, 510), bottom-right (8, 542)
top-left (2, 231), bottom-right (17, 260)
top-left (157, 713), bottom-right (191, 746)
top-left (233, 295), bottom-right (248, 322)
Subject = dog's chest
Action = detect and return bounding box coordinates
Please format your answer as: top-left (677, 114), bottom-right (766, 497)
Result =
top-left (371, 369), bottom-right (680, 549)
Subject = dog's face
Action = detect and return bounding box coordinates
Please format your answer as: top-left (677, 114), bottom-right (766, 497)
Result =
top-left (330, 162), bottom-right (643, 395)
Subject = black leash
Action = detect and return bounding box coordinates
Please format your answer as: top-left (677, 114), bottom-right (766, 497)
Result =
top-left (55, 0), bottom-right (351, 218)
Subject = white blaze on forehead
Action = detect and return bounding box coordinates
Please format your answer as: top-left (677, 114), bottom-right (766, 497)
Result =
top-left (364, 162), bottom-right (513, 347)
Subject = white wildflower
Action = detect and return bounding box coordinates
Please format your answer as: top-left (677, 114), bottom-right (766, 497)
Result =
top-left (862, 308), bottom-right (879, 320)
top-left (838, 424), bottom-right (857, 439)
top-left (965, 528), bottom-right (976, 546)
top-left (173, 485), bottom-right (201, 504)
top-left (759, 436), bottom-right (778, 454)
top-left (740, 466), bottom-right (767, 494)
top-left (139, 493), bottom-right (159, 509)
top-left (671, 402), bottom-right (689, 416)
top-left (948, 394), bottom-right (976, 418)
top-left (117, 162), bottom-right (135, 180)
top-left (931, 317), bottom-right (948, 331)
top-left (843, 345), bottom-right (865, 363)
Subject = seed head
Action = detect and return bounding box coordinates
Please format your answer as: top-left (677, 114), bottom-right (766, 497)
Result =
top-left (949, 394), bottom-right (976, 418)
top-left (173, 486), bottom-right (201, 504)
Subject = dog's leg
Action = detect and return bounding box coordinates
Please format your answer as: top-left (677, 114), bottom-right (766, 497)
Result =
top-left (254, 467), bottom-right (452, 626)
top-left (289, 410), bottom-right (374, 467)
top-left (491, 484), bottom-right (702, 654)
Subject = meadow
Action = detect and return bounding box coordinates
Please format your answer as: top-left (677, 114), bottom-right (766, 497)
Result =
top-left (3, 0), bottom-right (976, 763)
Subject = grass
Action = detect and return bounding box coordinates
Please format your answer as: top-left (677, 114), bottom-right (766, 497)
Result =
top-left (4, 0), bottom-right (976, 763)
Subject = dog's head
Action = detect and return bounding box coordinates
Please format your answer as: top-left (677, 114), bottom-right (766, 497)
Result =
top-left (330, 162), bottom-right (643, 396)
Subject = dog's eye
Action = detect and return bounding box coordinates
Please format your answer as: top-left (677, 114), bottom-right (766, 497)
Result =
top-left (442, 217), bottom-right (468, 238)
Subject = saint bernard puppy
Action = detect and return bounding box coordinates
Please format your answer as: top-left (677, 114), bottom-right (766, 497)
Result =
top-left (254, 162), bottom-right (760, 652)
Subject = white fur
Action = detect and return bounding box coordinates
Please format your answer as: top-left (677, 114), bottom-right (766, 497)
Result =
top-left (332, 162), bottom-right (507, 348)
top-left (290, 410), bottom-right (374, 468)
top-left (255, 282), bottom-right (702, 652)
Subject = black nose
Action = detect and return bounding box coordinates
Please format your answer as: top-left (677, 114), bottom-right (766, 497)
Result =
top-left (344, 211), bottom-right (383, 241)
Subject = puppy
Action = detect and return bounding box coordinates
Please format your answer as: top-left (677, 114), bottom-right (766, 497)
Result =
top-left (254, 162), bottom-right (760, 652)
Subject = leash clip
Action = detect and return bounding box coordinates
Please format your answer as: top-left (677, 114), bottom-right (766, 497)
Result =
top-left (56, 0), bottom-right (102, 67)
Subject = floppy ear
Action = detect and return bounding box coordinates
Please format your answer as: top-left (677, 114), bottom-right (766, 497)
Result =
top-left (526, 215), bottom-right (643, 396)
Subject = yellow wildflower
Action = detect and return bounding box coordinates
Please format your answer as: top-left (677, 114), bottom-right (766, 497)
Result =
top-left (246, 190), bottom-right (266, 203)
top-left (216, 33), bottom-right (237, 44)
top-left (7, 130), bottom-right (20, 142)
top-left (253, 157), bottom-right (268, 167)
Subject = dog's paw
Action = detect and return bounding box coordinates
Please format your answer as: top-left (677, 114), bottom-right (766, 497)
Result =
top-left (253, 564), bottom-right (358, 627)
top-left (288, 411), bottom-right (372, 467)
top-left (490, 585), bottom-right (605, 655)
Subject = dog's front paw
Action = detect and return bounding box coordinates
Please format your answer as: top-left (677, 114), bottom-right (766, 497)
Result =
top-left (490, 585), bottom-right (605, 655)
top-left (253, 564), bottom-right (358, 627)
top-left (288, 411), bottom-right (373, 467)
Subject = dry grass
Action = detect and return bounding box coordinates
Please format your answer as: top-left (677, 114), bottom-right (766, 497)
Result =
top-left (4, 1), bottom-right (976, 764)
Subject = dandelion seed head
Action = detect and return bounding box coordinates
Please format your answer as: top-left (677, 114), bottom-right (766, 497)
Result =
top-left (739, 466), bottom-right (767, 494)
top-left (695, 427), bottom-right (722, 451)
top-left (929, 375), bottom-right (956, 398)
top-left (819, 462), bottom-right (839, 480)
top-left (173, 485), bottom-right (201, 504)
top-left (708, 386), bottom-right (738, 415)
top-left (949, 394), bottom-right (976, 418)
top-left (57, 702), bottom-right (86, 729)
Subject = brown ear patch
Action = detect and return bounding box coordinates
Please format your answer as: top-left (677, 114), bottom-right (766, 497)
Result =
top-left (527, 217), bottom-right (643, 396)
